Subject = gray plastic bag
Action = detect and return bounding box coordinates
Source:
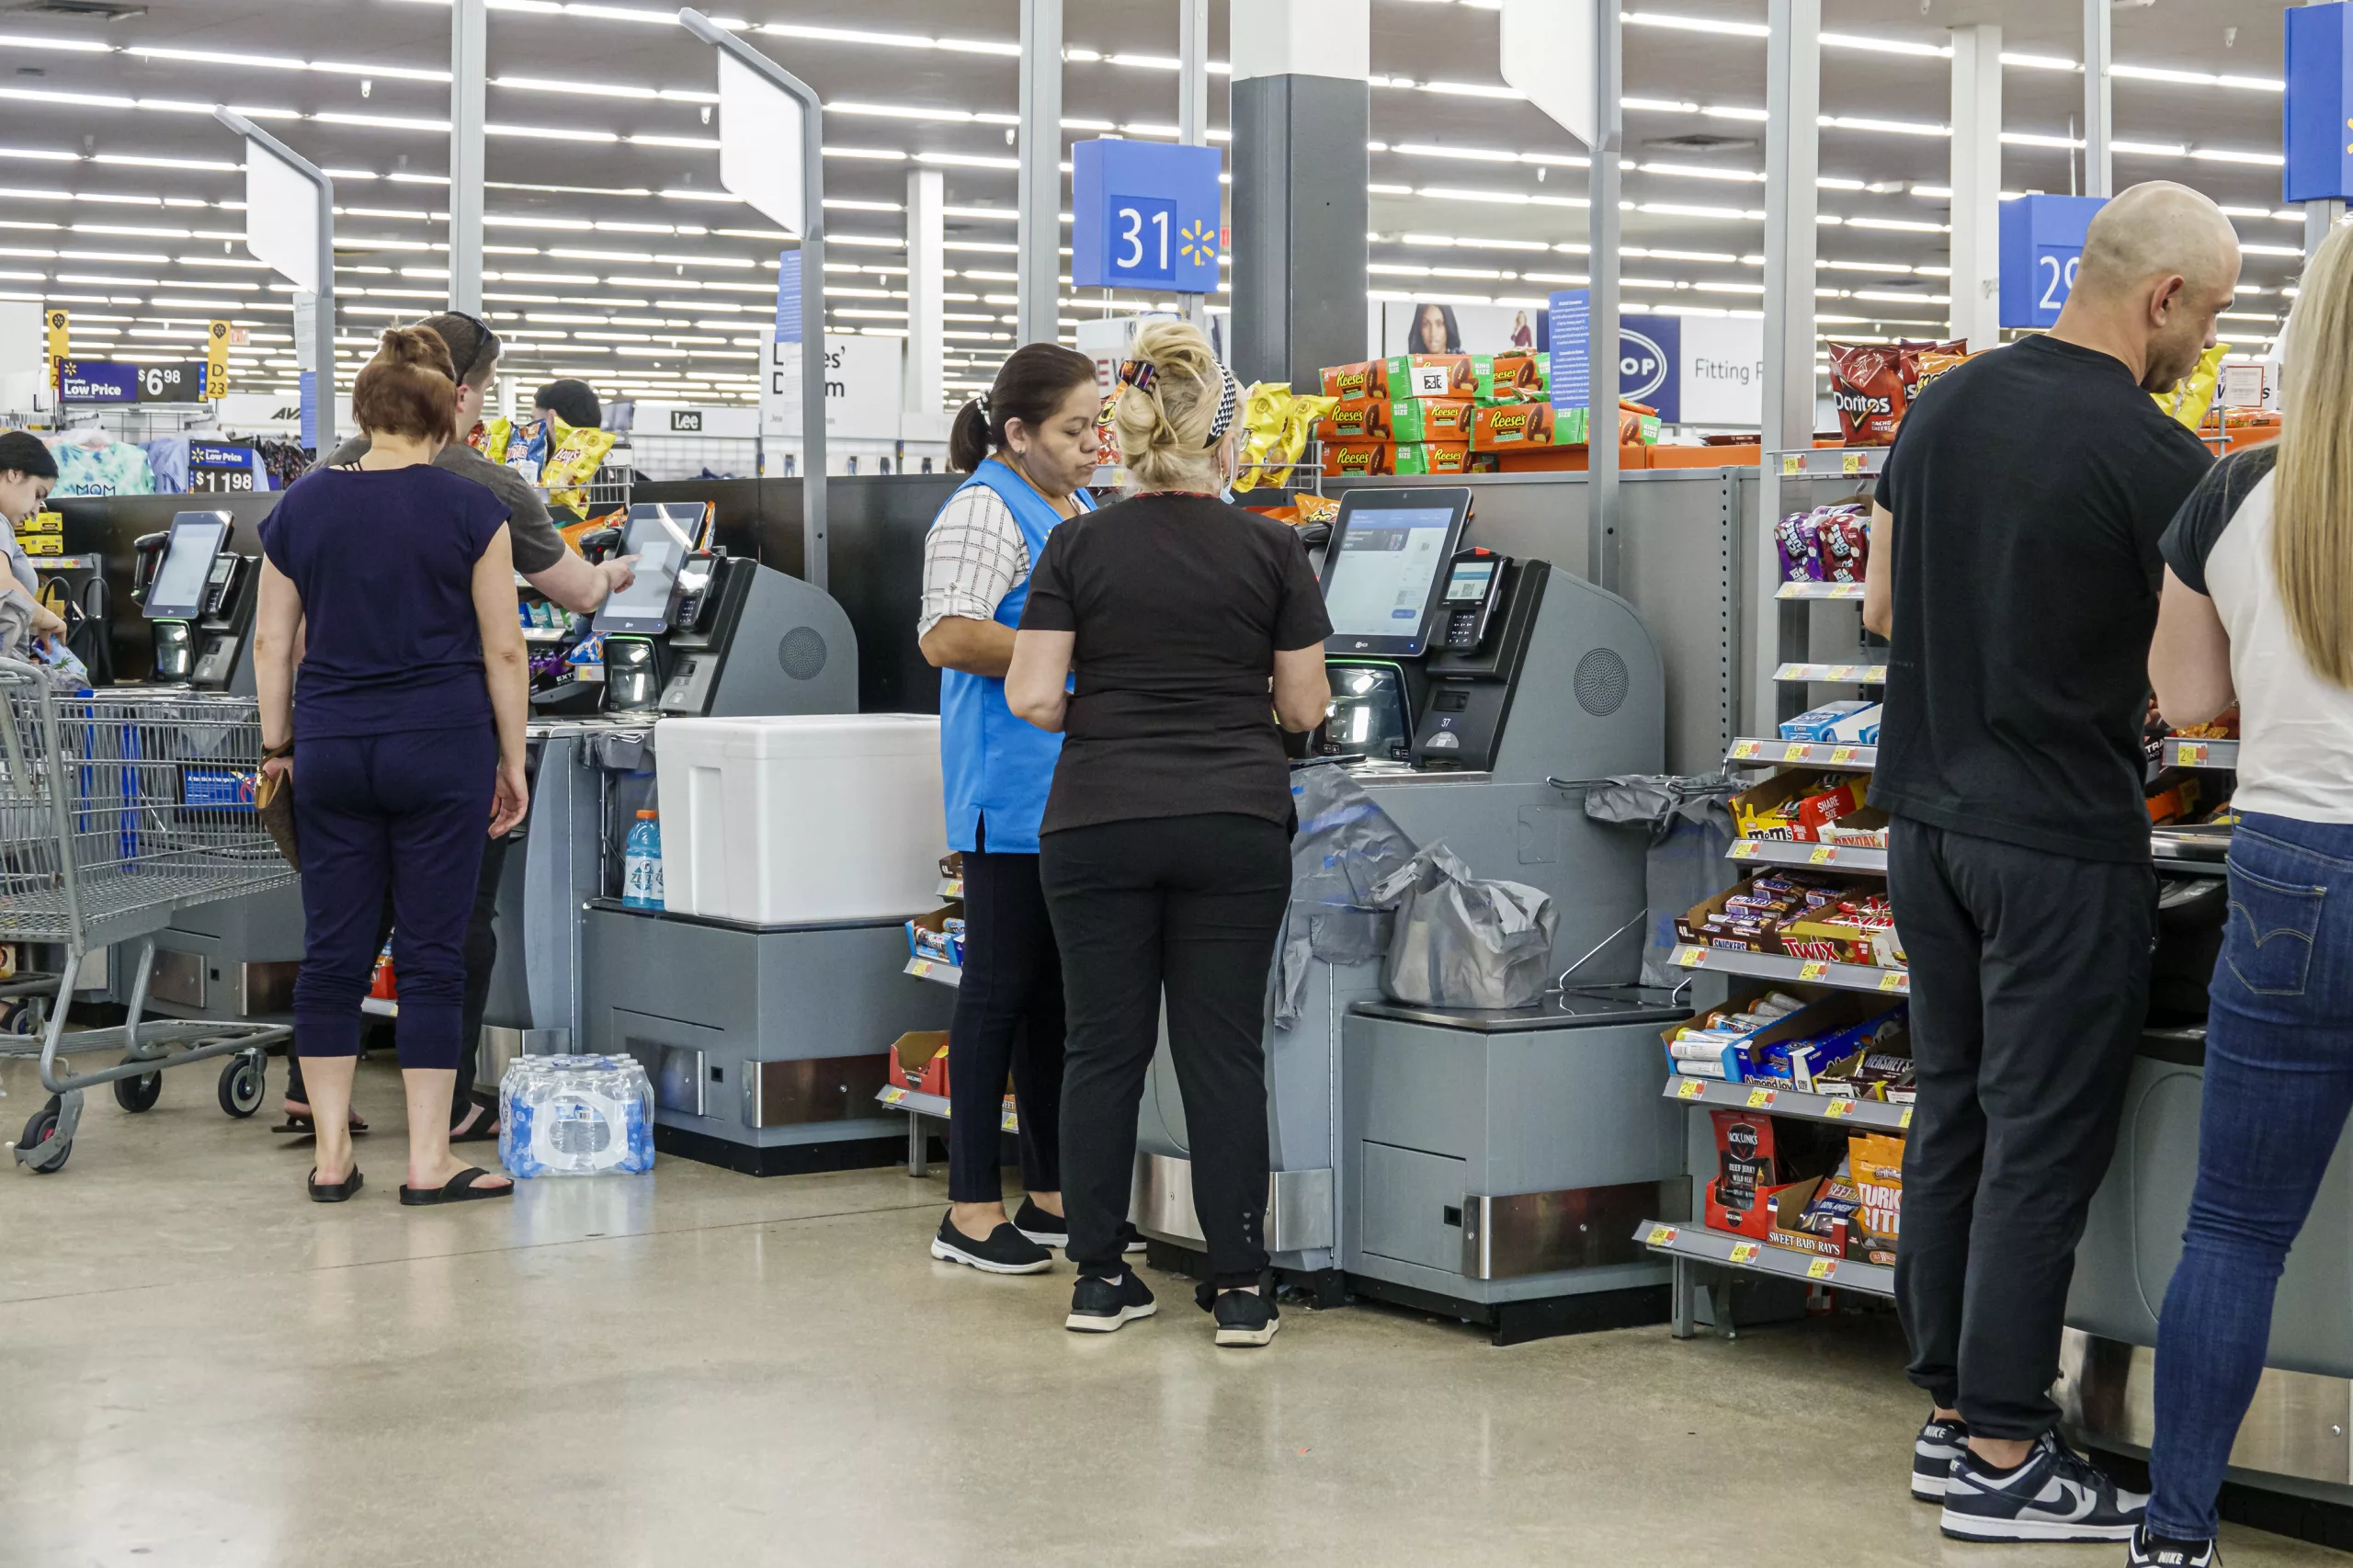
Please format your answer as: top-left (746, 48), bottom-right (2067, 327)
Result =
top-left (1369, 843), bottom-right (1559, 1010)
top-left (1271, 763), bottom-right (1423, 1028)
top-left (1583, 772), bottom-right (1742, 987)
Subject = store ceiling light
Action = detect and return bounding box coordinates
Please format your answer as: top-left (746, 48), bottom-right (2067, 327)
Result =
top-left (761, 22), bottom-right (1017, 57)
top-left (1624, 11), bottom-right (1769, 39)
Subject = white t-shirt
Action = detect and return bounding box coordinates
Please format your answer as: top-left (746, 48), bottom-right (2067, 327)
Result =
top-left (2160, 444), bottom-right (2353, 822)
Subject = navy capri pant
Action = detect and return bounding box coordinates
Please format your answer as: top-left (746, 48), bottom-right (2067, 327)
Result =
top-left (291, 725), bottom-right (496, 1071)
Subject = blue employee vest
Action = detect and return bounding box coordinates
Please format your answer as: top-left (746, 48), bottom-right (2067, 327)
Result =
top-left (935, 458), bottom-right (1092, 855)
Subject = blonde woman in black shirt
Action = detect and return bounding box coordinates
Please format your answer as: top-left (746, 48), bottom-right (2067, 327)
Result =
top-left (1007, 322), bottom-right (1331, 1346)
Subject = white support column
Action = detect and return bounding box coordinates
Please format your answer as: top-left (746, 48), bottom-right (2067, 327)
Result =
top-left (448, 0), bottom-right (486, 315)
top-left (1949, 23), bottom-right (2002, 351)
top-left (1017, 0), bottom-right (1063, 347)
top-left (1178, 0), bottom-right (1211, 327)
top-left (1754, 0), bottom-right (1819, 734)
top-left (2082, 0), bottom-right (2111, 198)
top-left (1586, 0), bottom-right (1623, 591)
top-left (904, 168), bottom-right (944, 417)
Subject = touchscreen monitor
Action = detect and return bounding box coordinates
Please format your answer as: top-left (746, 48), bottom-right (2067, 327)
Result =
top-left (591, 536), bottom-right (682, 636)
top-left (1317, 488), bottom-right (1472, 656)
top-left (142, 512), bottom-right (230, 620)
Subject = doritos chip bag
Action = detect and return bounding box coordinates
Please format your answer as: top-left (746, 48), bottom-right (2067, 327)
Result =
top-left (1828, 343), bottom-right (1908, 445)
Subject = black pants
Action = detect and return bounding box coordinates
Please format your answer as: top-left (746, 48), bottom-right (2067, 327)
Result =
top-left (1888, 817), bottom-right (2153, 1439)
top-left (947, 824), bottom-right (1066, 1203)
top-left (1042, 812), bottom-right (1290, 1286)
top-left (287, 828), bottom-right (513, 1126)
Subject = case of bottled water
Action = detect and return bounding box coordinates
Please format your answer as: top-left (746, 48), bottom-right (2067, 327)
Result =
top-left (499, 1054), bottom-right (656, 1178)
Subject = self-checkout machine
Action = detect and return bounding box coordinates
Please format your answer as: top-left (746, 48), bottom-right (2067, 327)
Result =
top-left (1127, 486), bottom-right (1690, 1340)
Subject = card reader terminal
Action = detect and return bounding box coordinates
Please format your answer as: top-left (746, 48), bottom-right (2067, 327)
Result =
top-left (1440, 548), bottom-right (1505, 652)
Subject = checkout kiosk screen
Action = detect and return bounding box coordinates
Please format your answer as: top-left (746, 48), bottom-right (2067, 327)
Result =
top-left (592, 538), bottom-right (680, 636)
top-left (145, 517), bottom-right (227, 619)
top-left (1323, 507), bottom-right (1456, 641)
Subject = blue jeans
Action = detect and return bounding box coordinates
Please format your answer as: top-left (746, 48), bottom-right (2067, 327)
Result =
top-left (2150, 812), bottom-right (2353, 1540)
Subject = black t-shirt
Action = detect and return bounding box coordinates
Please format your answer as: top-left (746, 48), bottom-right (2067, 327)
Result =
top-left (1018, 491), bottom-right (1333, 834)
top-left (2159, 442), bottom-right (2278, 595)
top-left (1868, 335), bottom-right (2212, 861)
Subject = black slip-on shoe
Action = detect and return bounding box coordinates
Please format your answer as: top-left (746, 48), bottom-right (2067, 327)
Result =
top-left (1064, 1270), bottom-right (1156, 1332)
top-left (929, 1210), bottom-right (1054, 1275)
top-left (1210, 1289), bottom-right (1280, 1347)
top-left (1012, 1198), bottom-right (1068, 1249)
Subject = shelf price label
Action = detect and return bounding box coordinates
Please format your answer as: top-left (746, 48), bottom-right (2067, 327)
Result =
top-left (1824, 1099), bottom-right (1854, 1119)
top-left (1842, 452), bottom-right (1868, 476)
top-left (1828, 746), bottom-right (1856, 764)
top-left (1781, 454), bottom-right (1802, 476)
top-left (1745, 1086), bottom-right (1776, 1109)
top-left (909, 959), bottom-right (936, 978)
top-left (2178, 743), bottom-right (2209, 766)
top-left (1729, 1242), bottom-right (1760, 1264)
top-left (1674, 945), bottom-right (1706, 968)
top-left (1731, 740), bottom-right (1760, 759)
top-left (1797, 960), bottom-right (1829, 982)
top-left (1879, 971), bottom-right (1907, 993)
top-left (1808, 846), bottom-right (1836, 865)
top-left (1827, 665), bottom-right (1856, 681)
top-left (1729, 840), bottom-right (1758, 860)
top-left (1900, 1107), bottom-right (1914, 1130)
top-left (1676, 1077), bottom-right (1709, 1100)
top-left (1644, 1225), bottom-right (1678, 1246)
top-left (879, 1085), bottom-right (907, 1106)
top-left (1806, 1256), bottom-right (1839, 1279)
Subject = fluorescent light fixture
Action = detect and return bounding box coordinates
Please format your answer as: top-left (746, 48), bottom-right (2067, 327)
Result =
top-left (1821, 32), bottom-right (1946, 58)
top-left (1624, 11), bottom-right (1769, 39)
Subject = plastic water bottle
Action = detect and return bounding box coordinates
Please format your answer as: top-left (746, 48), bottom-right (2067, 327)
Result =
top-left (622, 810), bottom-right (664, 910)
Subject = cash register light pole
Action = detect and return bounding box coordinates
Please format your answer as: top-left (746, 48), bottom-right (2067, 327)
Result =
top-left (213, 110), bottom-right (336, 455)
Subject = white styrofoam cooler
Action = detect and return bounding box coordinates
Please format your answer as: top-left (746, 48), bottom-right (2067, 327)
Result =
top-left (654, 714), bottom-right (947, 926)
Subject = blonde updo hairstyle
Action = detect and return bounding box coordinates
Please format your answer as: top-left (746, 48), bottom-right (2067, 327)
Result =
top-left (1112, 320), bottom-right (1233, 494)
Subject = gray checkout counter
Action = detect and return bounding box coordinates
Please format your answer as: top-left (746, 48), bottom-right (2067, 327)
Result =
top-left (2061, 839), bottom-right (2353, 1537)
top-left (1128, 486), bottom-right (1690, 1342)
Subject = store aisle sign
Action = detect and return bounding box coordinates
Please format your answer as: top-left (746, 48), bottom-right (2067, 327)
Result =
top-left (57, 360), bottom-right (210, 403)
top-left (760, 333), bottom-right (904, 441)
top-left (1546, 293), bottom-right (1764, 426)
top-left (1997, 195), bottom-right (2105, 330)
top-left (2287, 3), bottom-right (2353, 203)
top-left (1071, 140), bottom-right (1222, 292)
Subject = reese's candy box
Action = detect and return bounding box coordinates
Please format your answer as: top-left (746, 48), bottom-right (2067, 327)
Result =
top-left (1472, 402), bottom-right (1570, 450)
top-left (1313, 397), bottom-right (1476, 445)
top-left (1319, 360), bottom-right (1383, 403)
top-left (1380, 352), bottom-right (1497, 402)
top-left (1322, 440), bottom-right (1476, 478)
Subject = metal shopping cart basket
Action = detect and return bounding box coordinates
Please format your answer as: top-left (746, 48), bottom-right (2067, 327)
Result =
top-left (0, 661), bottom-right (295, 1172)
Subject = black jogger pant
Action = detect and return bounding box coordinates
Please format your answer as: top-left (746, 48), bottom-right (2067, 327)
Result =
top-left (1042, 812), bottom-right (1290, 1286)
top-left (1888, 816), bottom-right (2153, 1439)
top-left (946, 824), bottom-right (1066, 1203)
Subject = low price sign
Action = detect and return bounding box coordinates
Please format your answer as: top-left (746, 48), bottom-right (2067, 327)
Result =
top-left (56, 359), bottom-right (212, 403)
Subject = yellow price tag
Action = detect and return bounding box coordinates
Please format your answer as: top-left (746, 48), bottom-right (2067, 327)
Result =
top-left (1879, 970), bottom-right (1906, 992)
top-left (1900, 1107), bottom-right (1914, 1130)
top-left (2180, 743), bottom-right (2208, 765)
top-left (1677, 1077), bottom-right (1708, 1100)
top-left (1842, 452), bottom-right (1867, 475)
top-left (1824, 1099), bottom-right (1853, 1119)
top-left (1808, 846), bottom-right (1835, 865)
top-left (1645, 1225), bottom-right (1677, 1246)
top-left (1807, 1256), bottom-right (1839, 1278)
top-left (880, 1085), bottom-right (906, 1105)
top-left (1675, 945), bottom-right (1706, 967)
top-left (1731, 740), bottom-right (1760, 759)
top-left (1746, 1086), bottom-right (1776, 1108)
top-left (1782, 454), bottom-right (1802, 475)
top-left (1730, 840), bottom-right (1757, 859)
top-left (1729, 1242), bottom-right (1760, 1264)
top-left (1779, 743), bottom-right (1806, 761)
top-left (1797, 960), bottom-right (1829, 982)
top-left (1829, 746), bottom-right (1856, 764)
top-left (910, 960), bottom-right (934, 977)
top-left (1829, 665), bottom-right (1856, 680)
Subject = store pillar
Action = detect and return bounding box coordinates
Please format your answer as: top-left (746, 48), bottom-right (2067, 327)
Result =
top-left (1227, 0), bottom-right (1369, 389)
top-left (1017, 0), bottom-right (1063, 347)
top-left (1177, 0), bottom-right (1212, 327)
top-left (2081, 0), bottom-right (2111, 198)
top-left (448, 0), bottom-right (485, 315)
top-left (904, 169), bottom-right (944, 419)
top-left (1948, 22), bottom-right (2002, 351)
top-left (1753, 0), bottom-right (1818, 732)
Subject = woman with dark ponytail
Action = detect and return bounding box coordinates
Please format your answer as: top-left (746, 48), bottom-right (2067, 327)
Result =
top-left (916, 341), bottom-right (1103, 1274)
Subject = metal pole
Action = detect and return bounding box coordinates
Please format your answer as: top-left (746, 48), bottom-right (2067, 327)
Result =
top-left (678, 8), bottom-right (828, 588)
top-left (1017, 0), bottom-right (1064, 347)
top-left (449, 0), bottom-right (486, 314)
top-left (904, 168), bottom-right (945, 418)
top-left (1949, 23), bottom-right (2002, 351)
top-left (2081, 0), bottom-right (2111, 199)
top-left (1586, 0), bottom-right (1622, 591)
top-left (1178, 0), bottom-right (1211, 328)
top-left (215, 108), bottom-right (336, 454)
top-left (1755, 0), bottom-right (1819, 733)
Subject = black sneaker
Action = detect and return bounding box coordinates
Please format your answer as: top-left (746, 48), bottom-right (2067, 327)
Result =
top-left (1940, 1430), bottom-right (2147, 1541)
top-left (1064, 1271), bottom-right (1157, 1333)
top-left (1210, 1289), bottom-right (1280, 1347)
top-left (1118, 1221), bottom-right (1148, 1255)
top-left (1012, 1198), bottom-right (1068, 1248)
top-left (928, 1211), bottom-right (1053, 1275)
top-left (1913, 1411), bottom-right (1969, 1501)
top-left (2130, 1526), bottom-right (2219, 1567)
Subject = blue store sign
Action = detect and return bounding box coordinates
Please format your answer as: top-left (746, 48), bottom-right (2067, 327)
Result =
top-left (1071, 140), bottom-right (1222, 293)
top-left (1545, 291), bottom-right (1688, 423)
top-left (1998, 195), bottom-right (2107, 330)
top-left (2287, 3), bottom-right (2353, 203)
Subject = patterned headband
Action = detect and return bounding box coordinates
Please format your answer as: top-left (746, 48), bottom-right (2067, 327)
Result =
top-left (1114, 356), bottom-right (1238, 449)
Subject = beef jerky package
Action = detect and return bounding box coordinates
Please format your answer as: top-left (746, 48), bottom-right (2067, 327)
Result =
top-left (1828, 342), bottom-right (1909, 446)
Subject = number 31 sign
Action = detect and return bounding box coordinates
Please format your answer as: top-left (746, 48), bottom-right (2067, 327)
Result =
top-left (1072, 139), bottom-right (1222, 294)
top-left (1998, 194), bottom-right (2107, 330)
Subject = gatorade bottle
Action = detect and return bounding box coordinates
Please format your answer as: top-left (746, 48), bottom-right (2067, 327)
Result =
top-left (622, 810), bottom-right (664, 910)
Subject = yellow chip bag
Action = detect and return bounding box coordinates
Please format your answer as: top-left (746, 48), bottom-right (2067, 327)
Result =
top-left (1233, 381), bottom-right (1336, 493)
top-left (2154, 343), bottom-right (2228, 432)
top-left (540, 421), bottom-right (619, 513)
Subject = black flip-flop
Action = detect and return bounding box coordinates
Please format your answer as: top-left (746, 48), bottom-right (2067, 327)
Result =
top-left (307, 1166), bottom-right (363, 1203)
top-left (399, 1166), bottom-right (513, 1206)
top-left (449, 1108), bottom-right (500, 1144)
top-left (274, 1110), bottom-right (370, 1138)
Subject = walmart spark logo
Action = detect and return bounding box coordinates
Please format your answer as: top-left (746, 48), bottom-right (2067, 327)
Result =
top-left (1180, 219), bottom-right (1218, 267)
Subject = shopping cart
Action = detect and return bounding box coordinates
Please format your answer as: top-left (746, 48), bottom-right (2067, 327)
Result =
top-left (0, 660), bottom-right (295, 1172)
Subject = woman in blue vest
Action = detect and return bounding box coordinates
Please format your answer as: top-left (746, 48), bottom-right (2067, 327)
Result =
top-left (918, 344), bottom-right (1103, 1273)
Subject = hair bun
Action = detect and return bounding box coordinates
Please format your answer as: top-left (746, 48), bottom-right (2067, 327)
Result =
top-left (378, 325), bottom-right (456, 381)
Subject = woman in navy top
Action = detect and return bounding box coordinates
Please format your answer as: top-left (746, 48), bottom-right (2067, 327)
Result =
top-left (255, 327), bottom-right (531, 1206)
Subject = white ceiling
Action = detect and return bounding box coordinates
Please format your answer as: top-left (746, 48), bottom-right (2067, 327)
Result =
top-left (0, 0), bottom-right (2303, 408)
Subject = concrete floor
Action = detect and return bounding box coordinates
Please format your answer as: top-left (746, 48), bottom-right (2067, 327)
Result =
top-left (2, 1053), bottom-right (2343, 1568)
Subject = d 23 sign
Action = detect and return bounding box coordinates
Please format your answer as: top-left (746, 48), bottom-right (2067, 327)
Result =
top-left (1072, 139), bottom-right (1222, 294)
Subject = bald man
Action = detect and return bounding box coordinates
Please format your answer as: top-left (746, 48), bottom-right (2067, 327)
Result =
top-left (1858, 180), bottom-right (2238, 1543)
